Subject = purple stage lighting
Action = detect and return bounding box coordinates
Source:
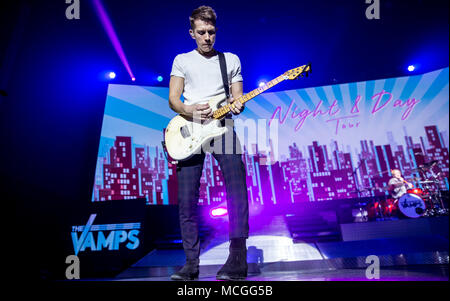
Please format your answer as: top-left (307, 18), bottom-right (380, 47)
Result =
top-left (210, 207), bottom-right (228, 217)
top-left (92, 0), bottom-right (136, 81)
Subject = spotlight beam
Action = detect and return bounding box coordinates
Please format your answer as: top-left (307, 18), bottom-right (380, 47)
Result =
top-left (92, 0), bottom-right (135, 81)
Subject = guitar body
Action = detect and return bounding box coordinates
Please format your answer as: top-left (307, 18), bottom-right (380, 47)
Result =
top-left (165, 94), bottom-right (229, 161)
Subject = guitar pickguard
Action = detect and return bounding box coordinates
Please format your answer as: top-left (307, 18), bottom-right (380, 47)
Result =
top-left (180, 125), bottom-right (191, 138)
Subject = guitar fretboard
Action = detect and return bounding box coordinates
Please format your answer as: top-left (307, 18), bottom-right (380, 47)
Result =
top-left (212, 75), bottom-right (286, 119)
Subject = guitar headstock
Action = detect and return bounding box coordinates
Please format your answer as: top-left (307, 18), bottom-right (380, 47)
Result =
top-left (283, 63), bottom-right (311, 80)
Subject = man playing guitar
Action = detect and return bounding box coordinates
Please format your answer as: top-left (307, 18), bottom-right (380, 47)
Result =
top-left (168, 6), bottom-right (249, 281)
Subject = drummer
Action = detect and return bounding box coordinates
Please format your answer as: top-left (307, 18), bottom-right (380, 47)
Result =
top-left (388, 169), bottom-right (414, 200)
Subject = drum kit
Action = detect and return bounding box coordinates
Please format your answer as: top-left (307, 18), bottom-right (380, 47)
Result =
top-left (352, 160), bottom-right (448, 222)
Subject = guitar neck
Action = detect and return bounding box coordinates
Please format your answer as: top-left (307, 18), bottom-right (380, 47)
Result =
top-left (212, 74), bottom-right (286, 119)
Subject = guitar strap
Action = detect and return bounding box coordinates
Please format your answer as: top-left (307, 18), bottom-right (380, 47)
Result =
top-left (218, 51), bottom-right (233, 123)
top-left (217, 51), bottom-right (230, 99)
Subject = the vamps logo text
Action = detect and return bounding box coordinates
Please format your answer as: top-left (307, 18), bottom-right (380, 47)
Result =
top-left (71, 214), bottom-right (141, 255)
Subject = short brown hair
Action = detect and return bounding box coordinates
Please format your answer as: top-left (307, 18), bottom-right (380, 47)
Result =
top-left (189, 6), bottom-right (217, 29)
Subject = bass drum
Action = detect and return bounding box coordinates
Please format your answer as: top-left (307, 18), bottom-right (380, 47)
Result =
top-left (398, 193), bottom-right (426, 218)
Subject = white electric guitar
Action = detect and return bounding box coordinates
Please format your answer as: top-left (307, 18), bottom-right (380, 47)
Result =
top-left (164, 63), bottom-right (311, 161)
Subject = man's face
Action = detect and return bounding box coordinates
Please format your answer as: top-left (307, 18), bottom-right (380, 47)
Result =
top-left (393, 170), bottom-right (401, 178)
top-left (190, 19), bottom-right (216, 54)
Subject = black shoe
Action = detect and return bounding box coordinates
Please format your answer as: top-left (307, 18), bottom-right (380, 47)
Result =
top-left (171, 260), bottom-right (199, 281)
top-left (216, 239), bottom-right (248, 280)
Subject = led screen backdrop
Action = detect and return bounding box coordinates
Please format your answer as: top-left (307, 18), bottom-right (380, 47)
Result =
top-left (92, 67), bottom-right (449, 206)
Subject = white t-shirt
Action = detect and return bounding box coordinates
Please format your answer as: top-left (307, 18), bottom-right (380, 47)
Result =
top-left (170, 49), bottom-right (243, 105)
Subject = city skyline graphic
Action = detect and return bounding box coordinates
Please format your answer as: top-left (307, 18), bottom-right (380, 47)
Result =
top-left (92, 67), bottom-right (449, 206)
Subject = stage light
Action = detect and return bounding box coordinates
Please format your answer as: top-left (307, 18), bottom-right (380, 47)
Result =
top-left (157, 76), bottom-right (163, 82)
top-left (210, 207), bottom-right (228, 217)
top-left (408, 65), bottom-right (415, 72)
top-left (199, 235), bottom-right (325, 264)
top-left (258, 81), bottom-right (266, 87)
top-left (108, 72), bottom-right (116, 79)
top-left (93, 0), bottom-right (136, 82)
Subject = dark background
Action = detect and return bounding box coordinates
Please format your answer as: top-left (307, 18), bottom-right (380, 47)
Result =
top-left (1, 0), bottom-right (448, 280)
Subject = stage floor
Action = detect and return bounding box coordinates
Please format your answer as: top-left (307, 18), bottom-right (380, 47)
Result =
top-left (116, 264), bottom-right (448, 281)
top-left (111, 216), bottom-right (449, 282)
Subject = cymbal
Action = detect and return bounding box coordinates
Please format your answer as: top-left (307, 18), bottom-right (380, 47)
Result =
top-left (369, 170), bottom-right (391, 178)
top-left (419, 180), bottom-right (436, 184)
top-left (402, 177), bottom-right (419, 182)
top-left (365, 187), bottom-right (383, 191)
top-left (425, 160), bottom-right (438, 166)
top-left (411, 167), bottom-right (424, 173)
top-left (350, 187), bottom-right (380, 193)
top-left (419, 160), bottom-right (439, 171)
top-left (364, 185), bottom-right (389, 191)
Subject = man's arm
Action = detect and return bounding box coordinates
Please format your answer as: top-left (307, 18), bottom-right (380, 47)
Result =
top-left (231, 81), bottom-right (243, 99)
top-left (168, 76), bottom-right (186, 115)
top-left (168, 75), bottom-right (212, 119)
top-left (389, 179), bottom-right (406, 189)
top-left (229, 81), bottom-right (244, 115)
